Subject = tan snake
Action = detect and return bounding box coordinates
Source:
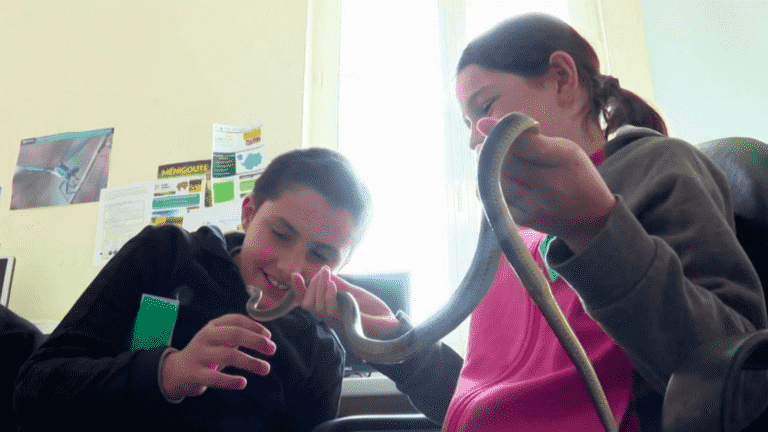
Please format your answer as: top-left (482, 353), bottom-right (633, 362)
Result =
top-left (246, 112), bottom-right (617, 431)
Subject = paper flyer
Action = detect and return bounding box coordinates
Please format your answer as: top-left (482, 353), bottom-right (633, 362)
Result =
top-left (182, 199), bottom-right (242, 234)
top-left (12, 128), bottom-right (113, 209)
top-left (93, 181), bottom-right (154, 266)
top-left (211, 123), bottom-right (267, 205)
top-left (151, 159), bottom-right (211, 227)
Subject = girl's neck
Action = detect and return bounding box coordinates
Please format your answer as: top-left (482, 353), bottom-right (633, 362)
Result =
top-left (572, 118), bottom-right (606, 156)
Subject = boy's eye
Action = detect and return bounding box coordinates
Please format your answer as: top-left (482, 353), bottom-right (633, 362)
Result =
top-left (272, 230), bottom-right (289, 241)
top-left (311, 250), bottom-right (329, 263)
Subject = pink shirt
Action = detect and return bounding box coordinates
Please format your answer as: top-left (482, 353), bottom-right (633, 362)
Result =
top-left (442, 148), bottom-right (640, 431)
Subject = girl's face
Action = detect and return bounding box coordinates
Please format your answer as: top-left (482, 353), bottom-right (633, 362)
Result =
top-left (457, 64), bottom-right (563, 153)
top-left (237, 187), bottom-right (356, 309)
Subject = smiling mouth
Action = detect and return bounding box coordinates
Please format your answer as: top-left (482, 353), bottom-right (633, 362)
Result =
top-left (262, 270), bottom-right (290, 291)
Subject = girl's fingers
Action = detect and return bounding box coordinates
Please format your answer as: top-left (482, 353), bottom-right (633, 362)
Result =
top-left (505, 131), bottom-right (567, 168)
top-left (477, 116), bottom-right (499, 137)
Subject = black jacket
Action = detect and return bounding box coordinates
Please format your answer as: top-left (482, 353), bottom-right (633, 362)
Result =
top-left (14, 224), bottom-right (344, 431)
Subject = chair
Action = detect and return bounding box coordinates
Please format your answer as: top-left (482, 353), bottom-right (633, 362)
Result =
top-left (1, 305), bottom-right (47, 432)
top-left (312, 414), bottom-right (439, 432)
top-left (313, 137), bottom-right (768, 432)
top-left (662, 137), bottom-right (768, 432)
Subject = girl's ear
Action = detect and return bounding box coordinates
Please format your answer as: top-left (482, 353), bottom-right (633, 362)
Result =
top-left (241, 193), bottom-right (258, 230)
top-left (548, 50), bottom-right (580, 105)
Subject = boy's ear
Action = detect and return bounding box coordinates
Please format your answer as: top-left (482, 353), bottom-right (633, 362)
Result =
top-left (241, 193), bottom-right (258, 230)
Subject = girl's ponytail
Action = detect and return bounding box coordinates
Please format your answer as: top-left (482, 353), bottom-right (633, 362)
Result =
top-left (596, 75), bottom-right (667, 138)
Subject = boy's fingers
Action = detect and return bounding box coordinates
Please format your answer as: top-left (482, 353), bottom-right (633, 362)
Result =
top-left (209, 314), bottom-right (271, 339)
top-left (223, 349), bottom-right (272, 376)
top-left (314, 267), bottom-right (328, 313)
top-left (195, 367), bottom-right (248, 390)
top-left (292, 272), bottom-right (310, 308)
top-left (205, 328), bottom-right (276, 355)
top-left (325, 280), bottom-right (338, 317)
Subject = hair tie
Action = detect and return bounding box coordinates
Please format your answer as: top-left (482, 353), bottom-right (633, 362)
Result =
top-left (598, 74), bottom-right (620, 91)
top-left (596, 74), bottom-right (621, 108)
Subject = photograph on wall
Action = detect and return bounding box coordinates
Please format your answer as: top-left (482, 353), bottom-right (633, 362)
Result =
top-left (11, 127), bottom-right (114, 209)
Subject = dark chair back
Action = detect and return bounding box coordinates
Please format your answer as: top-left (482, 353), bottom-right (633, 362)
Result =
top-left (663, 137), bottom-right (768, 432)
top-left (699, 137), bottom-right (768, 306)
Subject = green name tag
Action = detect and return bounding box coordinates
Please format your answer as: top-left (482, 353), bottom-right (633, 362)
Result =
top-left (130, 294), bottom-right (179, 351)
top-left (538, 235), bottom-right (560, 283)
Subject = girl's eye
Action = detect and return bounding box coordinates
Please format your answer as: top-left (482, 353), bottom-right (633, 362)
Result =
top-left (480, 98), bottom-right (495, 115)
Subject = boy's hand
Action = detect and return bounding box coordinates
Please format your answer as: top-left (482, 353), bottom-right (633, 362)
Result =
top-left (160, 313), bottom-right (276, 401)
top-left (295, 266), bottom-right (399, 339)
top-left (294, 266), bottom-right (342, 330)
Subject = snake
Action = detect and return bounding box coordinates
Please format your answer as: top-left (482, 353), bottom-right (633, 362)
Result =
top-left (246, 112), bottom-right (617, 432)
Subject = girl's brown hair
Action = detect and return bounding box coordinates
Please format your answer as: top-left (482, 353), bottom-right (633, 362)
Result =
top-left (457, 12), bottom-right (667, 138)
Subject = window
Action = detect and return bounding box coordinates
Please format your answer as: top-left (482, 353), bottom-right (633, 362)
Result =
top-left (331, 0), bottom-right (570, 355)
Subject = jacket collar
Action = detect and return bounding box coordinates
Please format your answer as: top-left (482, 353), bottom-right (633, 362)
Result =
top-left (605, 125), bottom-right (665, 157)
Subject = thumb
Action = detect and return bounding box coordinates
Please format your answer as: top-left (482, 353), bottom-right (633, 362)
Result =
top-left (477, 117), bottom-right (499, 137)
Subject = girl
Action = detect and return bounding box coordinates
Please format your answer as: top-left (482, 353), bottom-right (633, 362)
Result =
top-left (301, 12), bottom-right (768, 431)
top-left (13, 148), bottom-right (373, 432)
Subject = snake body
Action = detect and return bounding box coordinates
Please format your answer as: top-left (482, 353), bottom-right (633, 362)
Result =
top-left (246, 112), bottom-right (617, 431)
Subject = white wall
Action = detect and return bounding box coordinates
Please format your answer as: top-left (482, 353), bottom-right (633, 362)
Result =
top-left (638, 0), bottom-right (768, 143)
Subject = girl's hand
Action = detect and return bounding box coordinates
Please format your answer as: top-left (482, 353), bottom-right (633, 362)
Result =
top-left (160, 313), bottom-right (276, 401)
top-left (294, 266), bottom-right (399, 339)
top-left (477, 116), bottom-right (616, 253)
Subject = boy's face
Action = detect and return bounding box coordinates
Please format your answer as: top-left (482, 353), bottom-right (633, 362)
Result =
top-left (237, 187), bottom-right (356, 309)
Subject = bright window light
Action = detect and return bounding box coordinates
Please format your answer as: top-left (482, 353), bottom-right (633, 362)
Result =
top-left (338, 1), bottom-right (569, 353)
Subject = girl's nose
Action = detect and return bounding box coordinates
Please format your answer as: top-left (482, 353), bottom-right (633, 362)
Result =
top-left (470, 117), bottom-right (499, 151)
top-left (470, 127), bottom-right (485, 151)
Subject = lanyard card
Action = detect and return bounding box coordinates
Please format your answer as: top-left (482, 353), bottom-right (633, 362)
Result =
top-left (130, 294), bottom-right (180, 351)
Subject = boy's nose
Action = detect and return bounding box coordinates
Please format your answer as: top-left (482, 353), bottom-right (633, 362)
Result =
top-left (277, 250), bottom-right (305, 281)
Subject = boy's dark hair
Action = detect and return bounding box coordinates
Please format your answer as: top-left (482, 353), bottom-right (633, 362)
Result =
top-left (251, 147), bottom-right (370, 253)
top-left (457, 12), bottom-right (667, 138)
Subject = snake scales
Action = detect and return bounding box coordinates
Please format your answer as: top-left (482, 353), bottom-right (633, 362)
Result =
top-left (246, 112), bottom-right (617, 431)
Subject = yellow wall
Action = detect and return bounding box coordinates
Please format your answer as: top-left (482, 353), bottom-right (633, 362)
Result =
top-left (1, 0), bottom-right (657, 332)
top-left (0, 0), bottom-right (309, 326)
